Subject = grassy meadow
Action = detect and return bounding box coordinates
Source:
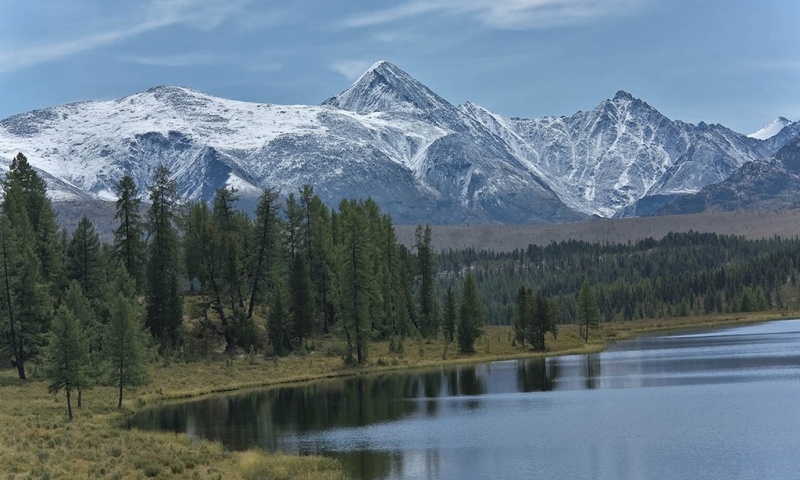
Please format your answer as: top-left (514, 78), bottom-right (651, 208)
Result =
top-left (0, 310), bottom-right (793, 479)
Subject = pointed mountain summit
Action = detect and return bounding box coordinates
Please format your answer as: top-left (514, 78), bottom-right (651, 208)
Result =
top-left (322, 61), bottom-right (454, 115)
top-left (748, 117), bottom-right (794, 140)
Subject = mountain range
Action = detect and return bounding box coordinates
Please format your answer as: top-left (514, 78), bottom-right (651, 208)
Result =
top-left (0, 61), bottom-right (797, 224)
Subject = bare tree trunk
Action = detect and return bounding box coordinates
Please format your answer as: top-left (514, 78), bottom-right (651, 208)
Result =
top-left (66, 388), bottom-right (73, 421)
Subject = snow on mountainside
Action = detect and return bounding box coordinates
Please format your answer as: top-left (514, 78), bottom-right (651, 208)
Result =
top-left (0, 61), bottom-right (792, 224)
top-left (748, 117), bottom-right (794, 140)
top-left (466, 91), bottom-right (773, 217)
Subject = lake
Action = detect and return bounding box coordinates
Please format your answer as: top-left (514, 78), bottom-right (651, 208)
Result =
top-left (128, 320), bottom-right (800, 479)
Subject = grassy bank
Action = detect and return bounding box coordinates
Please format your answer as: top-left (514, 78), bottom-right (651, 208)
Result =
top-left (0, 311), bottom-right (792, 479)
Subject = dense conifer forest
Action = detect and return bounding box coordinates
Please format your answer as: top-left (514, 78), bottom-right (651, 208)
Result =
top-left (439, 232), bottom-right (800, 326)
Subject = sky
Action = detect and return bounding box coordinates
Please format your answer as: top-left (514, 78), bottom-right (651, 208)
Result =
top-left (1, 0), bottom-right (798, 134)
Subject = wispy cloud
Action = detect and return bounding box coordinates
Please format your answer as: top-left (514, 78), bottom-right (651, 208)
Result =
top-left (339, 0), bottom-right (642, 30)
top-left (0, 0), bottom-right (250, 73)
top-left (339, 3), bottom-right (444, 29)
top-left (330, 60), bottom-right (375, 80)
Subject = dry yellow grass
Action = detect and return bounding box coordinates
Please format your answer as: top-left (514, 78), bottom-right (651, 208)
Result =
top-left (0, 310), bottom-right (791, 479)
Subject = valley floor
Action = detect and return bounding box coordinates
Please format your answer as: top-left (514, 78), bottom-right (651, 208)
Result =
top-left (0, 311), bottom-right (792, 479)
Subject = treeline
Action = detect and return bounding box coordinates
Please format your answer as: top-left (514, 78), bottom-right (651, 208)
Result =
top-left (1, 152), bottom-right (488, 419)
top-left (438, 232), bottom-right (800, 325)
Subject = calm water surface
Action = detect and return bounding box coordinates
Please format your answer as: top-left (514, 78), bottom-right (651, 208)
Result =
top-left (129, 320), bottom-right (800, 479)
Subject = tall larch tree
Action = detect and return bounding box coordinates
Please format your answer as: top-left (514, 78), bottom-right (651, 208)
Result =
top-left (145, 165), bottom-right (183, 350)
top-left (66, 216), bottom-right (104, 303)
top-left (513, 285), bottom-right (531, 348)
top-left (416, 225), bottom-right (440, 338)
top-left (457, 272), bottom-right (484, 354)
top-left (268, 279), bottom-right (292, 356)
top-left (246, 188), bottom-right (280, 321)
top-left (577, 279), bottom-right (601, 342)
top-left (105, 267), bottom-right (150, 408)
top-left (183, 200), bottom-right (238, 352)
top-left (43, 305), bottom-right (89, 420)
top-left (62, 282), bottom-right (99, 407)
top-left (443, 285), bottom-right (457, 343)
top-left (2, 153), bottom-right (62, 289)
top-left (0, 213), bottom-right (51, 380)
top-left (113, 175), bottom-right (146, 292)
top-left (337, 200), bottom-right (377, 364)
top-left (299, 186), bottom-right (336, 333)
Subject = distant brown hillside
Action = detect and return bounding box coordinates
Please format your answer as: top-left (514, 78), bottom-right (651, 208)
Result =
top-left (55, 200), bottom-right (800, 253)
top-left (396, 209), bottom-right (800, 252)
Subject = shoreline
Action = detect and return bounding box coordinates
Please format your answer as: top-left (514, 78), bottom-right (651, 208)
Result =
top-left (134, 311), bottom-right (793, 408)
top-left (1, 311), bottom-right (792, 479)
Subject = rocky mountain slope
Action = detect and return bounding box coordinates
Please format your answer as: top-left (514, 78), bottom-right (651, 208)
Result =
top-left (0, 61), bottom-right (795, 224)
top-left (653, 134), bottom-right (800, 215)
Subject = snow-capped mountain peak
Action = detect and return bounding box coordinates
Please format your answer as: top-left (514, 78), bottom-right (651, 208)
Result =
top-left (748, 117), bottom-right (794, 140)
top-left (321, 61), bottom-right (454, 116)
top-left (0, 61), bottom-right (793, 224)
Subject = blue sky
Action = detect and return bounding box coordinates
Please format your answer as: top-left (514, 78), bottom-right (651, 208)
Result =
top-left (1, 0), bottom-right (798, 134)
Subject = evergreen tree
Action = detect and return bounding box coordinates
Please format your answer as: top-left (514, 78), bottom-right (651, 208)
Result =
top-left (144, 165), bottom-right (183, 350)
top-left (443, 285), bottom-right (457, 343)
top-left (268, 280), bottom-right (292, 356)
top-left (62, 282), bottom-right (100, 407)
top-left (43, 305), bottom-right (89, 420)
top-left (0, 215), bottom-right (26, 379)
top-left (66, 216), bottom-right (104, 302)
top-left (416, 225), bottom-right (440, 338)
top-left (105, 270), bottom-right (150, 408)
top-left (289, 253), bottom-right (313, 346)
top-left (213, 187), bottom-right (247, 313)
top-left (0, 214), bottom-right (51, 379)
top-left (183, 200), bottom-right (239, 352)
top-left (284, 193), bottom-right (303, 259)
top-left (337, 200), bottom-right (377, 364)
top-left (457, 273), bottom-right (484, 354)
top-left (2, 153), bottom-right (62, 288)
top-left (300, 186), bottom-right (336, 333)
top-left (513, 286), bottom-right (532, 348)
top-left (577, 279), bottom-right (601, 342)
top-left (113, 175), bottom-right (146, 292)
top-left (528, 289), bottom-right (556, 351)
top-left (246, 188), bottom-right (280, 320)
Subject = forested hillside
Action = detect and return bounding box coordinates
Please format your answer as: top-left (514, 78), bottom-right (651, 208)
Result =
top-left (439, 233), bottom-right (800, 326)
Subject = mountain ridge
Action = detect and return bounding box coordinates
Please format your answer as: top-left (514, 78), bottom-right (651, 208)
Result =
top-left (0, 61), bottom-right (793, 224)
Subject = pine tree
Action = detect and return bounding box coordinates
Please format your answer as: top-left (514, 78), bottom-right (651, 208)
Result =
top-left (62, 282), bottom-right (100, 407)
top-left (416, 225), bottom-right (440, 338)
top-left (2, 153), bottom-right (63, 288)
top-left (513, 285), bottom-right (532, 348)
top-left (337, 200), bottom-right (376, 364)
top-left (0, 214), bottom-right (51, 379)
top-left (299, 186), bottom-right (336, 333)
top-left (105, 269), bottom-right (150, 408)
top-left (443, 285), bottom-right (457, 343)
top-left (268, 280), bottom-right (292, 356)
top-left (145, 165), bottom-right (183, 350)
top-left (578, 279), bottom-right (601, 342)
top-left (43, 305), bottom-right (89, 420)
top-left (246, 188), bottom-right (280, 320)
top-left (458, 273), bottom-right (484, 354)
top-left (528, 289), bottom-right (556, 351)
top-left (288, 253), bottom-right (313, 347)
top-left (66, 216), bottom-right (104, 302)
top-left (113, 175), bottom-right (146, 292)
top-left (213, 187), bottom-right (246, 313)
